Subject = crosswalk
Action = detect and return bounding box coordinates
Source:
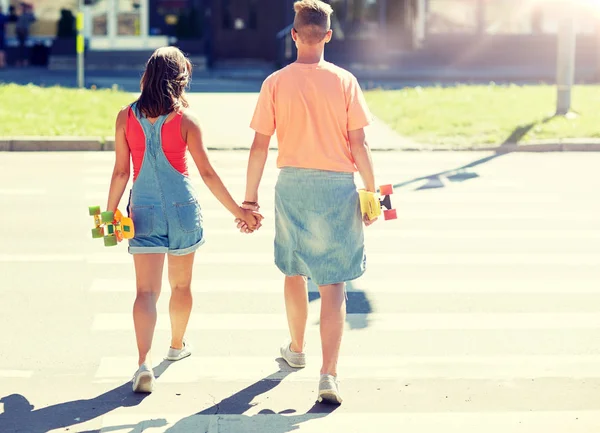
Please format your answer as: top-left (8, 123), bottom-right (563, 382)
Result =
top-left (1, 151), bottom-right (600, 432)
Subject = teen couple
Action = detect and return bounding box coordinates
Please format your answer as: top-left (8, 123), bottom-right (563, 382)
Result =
top-left (106, 0), bottom-right (378, 405)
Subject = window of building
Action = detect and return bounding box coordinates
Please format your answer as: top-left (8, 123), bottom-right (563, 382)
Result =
top-left (484, 0), bottom-right (597, 35)
top-left (427, 0), bottom-right (597, 36)
top-left (6, 0), bottom-right (79, 37)
top-left (327, 0), bottom-right (383, 40)
top-left (117, 0), bottom-right (142, 36)
top-left (427, 0), bottom-right (478, 34)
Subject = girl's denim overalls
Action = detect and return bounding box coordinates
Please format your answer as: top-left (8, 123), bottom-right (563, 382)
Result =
top-left (127, 103), bottom-right (204, 256)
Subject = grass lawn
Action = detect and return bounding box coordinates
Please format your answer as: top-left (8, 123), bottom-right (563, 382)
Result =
top-left (0, 84), bottom-right (132, 137)
top-left (365, 84), bottom-right (599, 147)
top-left (0, 83), bottom-right (597, 147)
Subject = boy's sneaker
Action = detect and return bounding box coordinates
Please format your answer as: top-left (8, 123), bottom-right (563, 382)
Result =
top-left (318, 374), bottom-right (343, 405)
top-left (132, 363), bottom-right (155, 393)
top-left (280, 341), bottom-right (306, 368)
top-left (165, 340), bottom-right (192, 361)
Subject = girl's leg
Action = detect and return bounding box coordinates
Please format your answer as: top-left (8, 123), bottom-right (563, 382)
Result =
top-left (133, 253), bottom-right (165, 367)
top-left (284, 275), bottom-right (309, 353)
top-left (318, 283), bottom-right (346, 376)
top-left (0, 50), bottom-right (5, 68)
top-left (167, 253), bottom-right (195, 350)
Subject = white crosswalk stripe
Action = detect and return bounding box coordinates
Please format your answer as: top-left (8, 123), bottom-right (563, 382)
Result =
top-left (2, 151), bottom-right (600, 432)
top-left (95, 412), bottom-right (600, 433)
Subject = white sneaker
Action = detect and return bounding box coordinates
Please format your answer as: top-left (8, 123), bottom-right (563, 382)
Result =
top-left (318, 374), bottom-right (343, 405)
top-left (132, 363), bottom-right (155, 393)
top-left (165, 340), bottom-right (192, 361)
top-left (280, 341), bottom-right (306, 368)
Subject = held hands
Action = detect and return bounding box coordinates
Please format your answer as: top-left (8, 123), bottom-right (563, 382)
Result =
top-left (235, 202), bottom-right (263, 234)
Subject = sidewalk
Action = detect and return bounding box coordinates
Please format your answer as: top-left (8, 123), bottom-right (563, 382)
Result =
top-left (184, 94), bottom-right (416, 151)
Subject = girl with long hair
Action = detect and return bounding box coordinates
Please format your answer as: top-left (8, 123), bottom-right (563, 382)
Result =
top-left (106, 47), bottom-right (260, 393)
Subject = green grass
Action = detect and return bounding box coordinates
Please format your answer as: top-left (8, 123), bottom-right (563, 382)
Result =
top-left (0, 84), bottom-right (132, 137)
top-left (365, 84), bottom-right (600, 147)
top-left (0, 83), bottom-right (598, 147)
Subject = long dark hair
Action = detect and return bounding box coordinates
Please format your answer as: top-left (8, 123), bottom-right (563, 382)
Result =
top-left (137, 47), bottom-right (192, 118)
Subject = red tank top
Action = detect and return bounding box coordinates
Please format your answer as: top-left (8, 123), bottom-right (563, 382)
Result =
top-left (126, 107), bottom-right (189, 182)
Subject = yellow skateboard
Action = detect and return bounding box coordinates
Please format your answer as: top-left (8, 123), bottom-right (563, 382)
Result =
top-left (89, 206), bottom-right (135, 247)
top-left (359, 184), bottom-right (397, 221)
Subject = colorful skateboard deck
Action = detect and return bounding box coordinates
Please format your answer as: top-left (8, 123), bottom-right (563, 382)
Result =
top-left (359, 184), bottom-right (397, 221)
top-left (89, 206), bottom-right (135, 247)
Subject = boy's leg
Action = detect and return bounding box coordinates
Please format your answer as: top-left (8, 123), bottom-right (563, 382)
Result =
top-left (318, 283), bottom-right (346, 376)
top-left (284, 275), bottom-right (308, 353)
top-left (167, 253), bottom-right (195, 351)
top-left (133, 253), bottom-right (165, 367)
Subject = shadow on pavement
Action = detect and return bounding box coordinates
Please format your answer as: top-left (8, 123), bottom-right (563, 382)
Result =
top-left (394, 153), bottom-right (501, 191)
top-left (163, 359), bottom-right (338, 433)
top-left (308, 280), bottom-right (373, 330)
top-left (0, 361), bottom-right (173, 433)
top-left (393, 117), bottom-right (558, 192)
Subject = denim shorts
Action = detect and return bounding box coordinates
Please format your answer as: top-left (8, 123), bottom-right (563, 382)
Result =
top-left (127, 194), bottom-right (205, 256)
top-left (274, 167), bottom-right (366, 286)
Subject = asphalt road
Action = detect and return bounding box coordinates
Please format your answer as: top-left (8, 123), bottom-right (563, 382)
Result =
top-left (1, 151), bottom-right (600, 432)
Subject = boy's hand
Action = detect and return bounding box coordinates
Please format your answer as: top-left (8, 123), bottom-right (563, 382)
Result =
top-left (235, 202), bottom-right (263, 233)
top-left (363, 213), bottom-right (378, 227)
top-left (236, 208), bottom-right (263, 233)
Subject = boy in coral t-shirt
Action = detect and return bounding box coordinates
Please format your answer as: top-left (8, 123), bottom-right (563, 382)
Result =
top-left (238, 0), bottom-right (378, 405)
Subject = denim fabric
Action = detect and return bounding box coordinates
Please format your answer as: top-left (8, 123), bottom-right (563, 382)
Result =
top-left (274, 167), bottom-right (366, 286)
top-left (127, 103), bottom-right (204, 255)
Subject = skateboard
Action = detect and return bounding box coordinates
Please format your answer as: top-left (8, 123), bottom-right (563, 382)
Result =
top-left (359, 184), bottom-right (397, 221)
top-left (89, 206), bottom-right (135, 247)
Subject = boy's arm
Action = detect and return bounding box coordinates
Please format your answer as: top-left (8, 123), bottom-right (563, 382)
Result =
top-left (349, 128), bottom-right (375, 192)
top-left (244, 132), bottom-right (271, 204)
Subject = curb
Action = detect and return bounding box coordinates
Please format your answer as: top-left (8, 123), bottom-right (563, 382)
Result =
top-left (1, 138), bottom-right (600, 152)
top-left (0, 137), bottom-right (114, 152)
top-left (395, 142), bottom-right (600, 153)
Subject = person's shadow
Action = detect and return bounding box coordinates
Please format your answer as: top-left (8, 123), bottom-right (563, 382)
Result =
top-left (308, 279), bottom-right (373, 330)
top-left (160, 359), bottom-right (339, 433)
top-left (0, 361), bottom-right (173, 433)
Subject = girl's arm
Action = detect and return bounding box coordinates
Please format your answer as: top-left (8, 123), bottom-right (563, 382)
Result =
top-left (183, 112), bottom-right (259, 228)
top-left (106, 108), bottom-right (131, 212)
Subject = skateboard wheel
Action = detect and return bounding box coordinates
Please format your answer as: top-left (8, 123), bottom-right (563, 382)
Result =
top-left (89, 206), bottom-right (101, 216)
top-left (91, 227), bottom-right (104, 239)
top-left (104, 235), bottom-right (118, 247)
top-left (101, 211), bottom-right (114, 224)
top-left (384, 209), bottom-right (398, 220)
top-left (380, 184), bottom-right (394, 195)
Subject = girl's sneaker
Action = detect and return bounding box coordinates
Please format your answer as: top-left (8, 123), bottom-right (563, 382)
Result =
top-left (132, 363), bottom-right (155, 393)
top-left (165, 340), bottom-right (192, 361)
top-left (318, 374), bottom-right (343, 405)
top-left (280, 341), bottom-right (306, 368)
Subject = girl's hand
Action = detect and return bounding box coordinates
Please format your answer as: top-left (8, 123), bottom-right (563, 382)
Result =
top-left (236, 208), bottom-right (263, 233)
top-left (235, 202), bottom-right (262, 233)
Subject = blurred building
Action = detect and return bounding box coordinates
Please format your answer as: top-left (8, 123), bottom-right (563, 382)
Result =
top-left (0, 0), bottom-right (597, 75)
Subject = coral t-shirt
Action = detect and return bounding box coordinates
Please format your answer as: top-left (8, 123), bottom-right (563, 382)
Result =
top-left (250, 61), bottom-right (372, 173)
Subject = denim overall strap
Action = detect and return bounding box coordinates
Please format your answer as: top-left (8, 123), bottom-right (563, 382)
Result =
top-left (131, 102), bottom-right (169, 159)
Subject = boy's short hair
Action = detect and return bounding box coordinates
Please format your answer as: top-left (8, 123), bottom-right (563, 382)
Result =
top-left (293, 0), bottom-right (334, 45)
